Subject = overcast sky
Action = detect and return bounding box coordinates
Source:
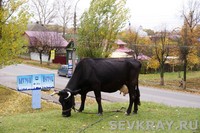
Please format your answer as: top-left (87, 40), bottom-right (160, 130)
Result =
top-left (76, 0), bottom-right (189, 31)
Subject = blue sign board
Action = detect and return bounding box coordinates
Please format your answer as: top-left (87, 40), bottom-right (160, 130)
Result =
top-left (41, 74), bottom-right (55, 89)
top-left (17, 74), bottom-right (55, 91)
top-left (17, 74), bottom-right (55, 109)
top-left (32, 90), bottom-right (41, 109)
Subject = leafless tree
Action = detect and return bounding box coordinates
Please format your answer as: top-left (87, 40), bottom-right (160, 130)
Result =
top-left (30, 0), bottom-right (57, 24)
top-left (29, 33), bottom-right (48, 64)
top-left (29, 31), bottom-right (63, 64)
top-left (57, 0), bottom-right (73, 37)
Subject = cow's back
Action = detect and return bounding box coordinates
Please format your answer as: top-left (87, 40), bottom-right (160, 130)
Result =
top-left (68, 58), bottom-right (141, 93)
top-left (83, 58), bottom-right (141, 92)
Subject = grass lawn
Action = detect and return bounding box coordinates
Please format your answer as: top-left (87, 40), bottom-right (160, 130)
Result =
top-left (139, 71), bottom-right (200, 94)
top-left (18, 58), bottom-right (61, 70)
top-left (0, 86), bottom-right (200, 133)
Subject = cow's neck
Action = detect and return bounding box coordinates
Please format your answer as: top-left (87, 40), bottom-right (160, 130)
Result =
top-left (65, 69), bottom-right (81, 93)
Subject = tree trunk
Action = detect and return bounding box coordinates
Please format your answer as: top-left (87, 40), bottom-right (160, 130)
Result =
top-left (160, 64), bottom-right (164, 85)
top-left (47, 51), bottom-right (51, 66)
top-left (183, 58), bottom-right (187, 89)
top-left (62, 26), bottom-right (66, 37)
top-left (39, 52), bottom-right (42, 64)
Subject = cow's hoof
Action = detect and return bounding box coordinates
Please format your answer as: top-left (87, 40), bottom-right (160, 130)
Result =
top-left (125, 112), bottom-right (130, 116)
top-left (133, 111), bottom-right (138, 115)
top-left (62, 112), bottom-right (71, 117)
top-left (62, 114), bottom-right (71, 117)
top-left (97, 113), bottom-right (103, 116)
top-left (78, 110), bottom-right (83, 113)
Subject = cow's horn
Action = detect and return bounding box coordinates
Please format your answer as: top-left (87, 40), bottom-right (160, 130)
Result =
top-left (65, 91), bottom-right (71, 100)
top-left (51, 91), bottom-right (58, 96)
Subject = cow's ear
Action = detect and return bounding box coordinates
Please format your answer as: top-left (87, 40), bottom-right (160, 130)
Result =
top-left (58, 90), bottom-right (68, 96)
top-left (71, 89), bottom-right (81, 95)
top-left (64, 88), bottom-right (80, 95)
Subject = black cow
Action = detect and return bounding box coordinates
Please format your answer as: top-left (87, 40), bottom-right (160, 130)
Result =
top-left (52, 58), bottom-right (141, 117)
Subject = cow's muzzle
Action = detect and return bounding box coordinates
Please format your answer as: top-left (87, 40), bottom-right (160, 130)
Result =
top-left (62, 109), bottom-right (71, 117)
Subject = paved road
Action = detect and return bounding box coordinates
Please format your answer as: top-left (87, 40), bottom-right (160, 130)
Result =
top-left (0, 64), bottom-right (200, 108)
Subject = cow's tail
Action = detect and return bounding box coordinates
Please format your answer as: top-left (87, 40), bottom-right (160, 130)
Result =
top-left (137, 60), bottom-right (142, 106)
top-left (136, 83), bottom-right (141, 106)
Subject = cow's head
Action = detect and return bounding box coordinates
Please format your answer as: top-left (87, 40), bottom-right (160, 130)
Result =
top-left (52, 89), bottom-right (75, 117)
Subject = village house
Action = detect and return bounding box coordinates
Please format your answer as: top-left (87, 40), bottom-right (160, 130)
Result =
top-left (24, 23), bottom-right (69, 64)
top-left (24, 31), bottom-right (68, 63)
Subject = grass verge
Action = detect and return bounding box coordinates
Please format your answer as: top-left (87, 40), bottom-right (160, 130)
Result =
top-left (139, 71), bottom-right (200, 94)
top-left (0, 86), bottom-right (60, 116)
top-left (18, 58), bottom-right (61, 70)
top-left (0, 86), bottom-right (200, 133)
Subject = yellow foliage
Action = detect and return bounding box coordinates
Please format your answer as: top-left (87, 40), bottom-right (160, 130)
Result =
top-left (187, 49), bottom-right (200, 68)
top-left (0, 0), bottom-right (30, 66)
top-left (147, 57), bottom-right (160, 70)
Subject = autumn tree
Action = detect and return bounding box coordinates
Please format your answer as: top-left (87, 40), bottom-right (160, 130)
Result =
top-left (194, 25), bottom-right (200, 66)
top-left (144, 29), bottom-right (155, 36)
top-left (180, 0), bottom-right (200, 89)
top-left (118, 26), bottom-right (150, 59)
top-left (0, 0), bottom-right (30, 67)
top-left (77, 0), bottom-right (129, 58)
top-left (149, 29), bottom-right (169, 85)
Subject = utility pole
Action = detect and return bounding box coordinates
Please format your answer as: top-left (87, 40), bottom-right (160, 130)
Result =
top-left (74, 0), bottom-right (80, 35)
top-left (72, 0), bottom-right (80, 71)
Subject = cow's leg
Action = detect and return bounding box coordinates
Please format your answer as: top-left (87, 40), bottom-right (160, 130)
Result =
top-left (133, 97), bottom-right (138, 114)
top-left (94, 90), bottom-right (103, 115)
top-left (126, 92), bottom-right (134, 115)
top-left (79, 93), bottom-right (87, 112)
top-left (126, 83), bottom-right (136, 115)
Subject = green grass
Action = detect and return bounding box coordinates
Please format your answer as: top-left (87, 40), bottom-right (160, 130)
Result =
top-left (0, 86), bottom-right (200, 133)
top-left (18, 58), bottom-right (61, 70)
top-left (1, 102), bottom-right (200, 133)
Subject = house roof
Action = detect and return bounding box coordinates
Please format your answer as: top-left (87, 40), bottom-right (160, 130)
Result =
top-left (111, 44), bottom-right (150, 60)
top-left (110, 46), bottom-right (133, 58)
top-left (115, 39), bottom-right (127, 45)
top-left (137, 54), bottom-right (150, 60)
top-left (27, 23), bottom-right (48, 31)
top-left (115, 46), bottom-right (133, 53)
top-left (25, 31), bottom-right (68, 47)
top-left (110, 51), bottom-right (132, 58)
